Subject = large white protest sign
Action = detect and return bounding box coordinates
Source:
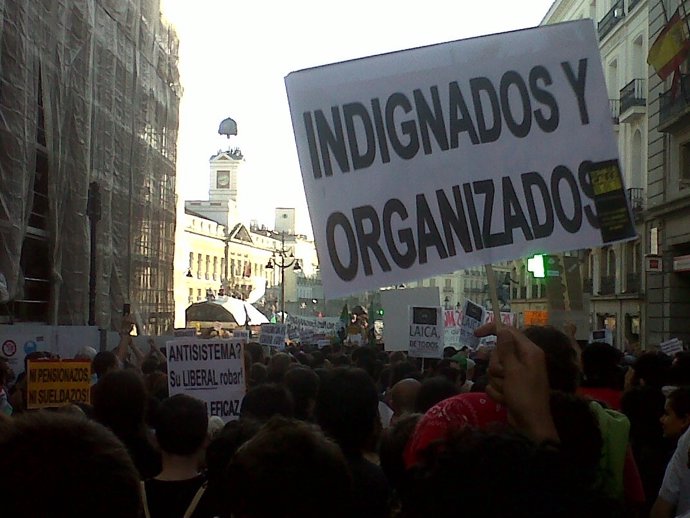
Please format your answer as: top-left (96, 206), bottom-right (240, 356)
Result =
top-left (286, 20), bottom-right (634, 298)
top-left (408, 306), bottom-right (443, 358)
top-left (166, 338), bottom-right (246, 422)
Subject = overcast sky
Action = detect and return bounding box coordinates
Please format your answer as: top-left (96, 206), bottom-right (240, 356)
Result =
top-left (161, 0), bottom-right (556, 236)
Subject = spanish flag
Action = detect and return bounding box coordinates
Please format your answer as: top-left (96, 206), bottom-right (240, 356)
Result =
top-left (648, 9), bottom-right (690, 80)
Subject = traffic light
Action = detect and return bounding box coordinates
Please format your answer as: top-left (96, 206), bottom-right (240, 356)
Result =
top-left (527, 254), bottom-right (545, 278)
top-left (377, 308), bottom-right (384, 317)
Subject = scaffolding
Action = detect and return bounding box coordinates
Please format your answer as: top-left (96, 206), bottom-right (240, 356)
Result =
top-left (0, 0), bottom-right (181, 334)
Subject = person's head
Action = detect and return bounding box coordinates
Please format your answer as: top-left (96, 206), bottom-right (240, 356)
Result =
top-left (141, 357), bottom-right (161, 375)
top-left (390, 378), bottom-right (421, 419)
top-left (316, 367), bottom-right (379, 454)
top-left (155, 394), bottom-right (208, 456)
top-left (93, 369), bottom-right (148, 436)
top-left (402, 426), bottom-right (617, 518)
top-left (205, 418), bottom-right (262, 514)
top-left (523, 326), bottom-right (579, 393)
top-left (74, 346), bottom-right (98, 361)
top-left (240, 382), bottom-right (294, 421)
top-left (661, 387), bottom-right (690, 439)
top-left (0, 412), bottom-right (141, 517)
top-left (670, 352), bottom-right (690, 386)
top-left (629, 352), bottom-right (672, 390)
top-left (415, 376), bottom-right (460, 413)
top-left (0, 356), bottom-right (14, 387)
top-left (245, 342), bottom-right (265, 365)
top-left (283, 366), bottom-right (320, 421)
top-left (248, 362), bottom-right (268, 387)
top-left (225, 417), bottom-right (353, 518)
top-left (379, 413), bottom-right (422, 493)
top-left (92, 350), bottom-right (120, 380)
top-left (581, 342), bottom-right (623, 389)
top-left (390, 361), bottom-right (421, 387)
top-left (267, 352), bottom-right (292, 383)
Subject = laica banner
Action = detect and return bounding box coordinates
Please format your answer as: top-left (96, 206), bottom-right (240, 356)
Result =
top-left (286, 20), bottom-right (634, 298)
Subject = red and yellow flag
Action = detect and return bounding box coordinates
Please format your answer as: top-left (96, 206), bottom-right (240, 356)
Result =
top-left (648, 9), bottom-right (690, 80)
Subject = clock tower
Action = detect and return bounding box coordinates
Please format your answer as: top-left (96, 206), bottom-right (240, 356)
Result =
top-left (209, 148), bottom-right (243, 203)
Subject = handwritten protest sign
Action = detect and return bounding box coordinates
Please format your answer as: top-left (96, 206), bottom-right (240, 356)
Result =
top-left (166, 338), bottom-right (246, 422)
top-left (408, 306), bottom-right (443, 358)
top-left (286, 20), bottom-right (633, 298)
top-left (27, 360), bottom-right (91, 409)
top-left (259, 324), bottom-right (287, 349)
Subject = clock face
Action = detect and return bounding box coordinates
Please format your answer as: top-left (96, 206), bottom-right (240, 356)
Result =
top-left (217, 171), bottom-right (230, 188)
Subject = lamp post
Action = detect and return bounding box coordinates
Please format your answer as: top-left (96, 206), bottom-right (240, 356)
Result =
top-left (265, 233), bottom-right (301, 323)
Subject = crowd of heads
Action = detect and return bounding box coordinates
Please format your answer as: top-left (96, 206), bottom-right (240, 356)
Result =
top-left (1, 323), bottom-right (690, 517)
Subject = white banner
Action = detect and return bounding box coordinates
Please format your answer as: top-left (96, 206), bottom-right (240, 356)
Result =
top-left (381, 287), bottom-right (440, 351)
top-left (286, 20), bottom-right (630, 298)
top-left (166, 338), bottom-right (246, 422)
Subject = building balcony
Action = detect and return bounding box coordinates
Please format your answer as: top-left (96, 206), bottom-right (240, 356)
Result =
top-left (625, 272), bottom-right (641, 293)
top-left (659, 74), bottom-right (690, 131)
top-left (599, 275), bottom-right (616, 296)
top-left (627, 187), bottom-right (645, 220)
top-left (619, 79), bottom-right (646, 122)
top-left (442, 286), bottom-right (454, 294)
top-left (609, 99), bottom-right (620, 125)
top-left (598, 0), bottom-right (625, 40)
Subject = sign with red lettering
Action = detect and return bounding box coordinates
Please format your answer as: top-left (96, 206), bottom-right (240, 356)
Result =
top-left (286, 20), bottom-right (631, 298)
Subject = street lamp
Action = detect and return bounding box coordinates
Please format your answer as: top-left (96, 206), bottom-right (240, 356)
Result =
top-left (265, 233), bottom-right (301, 323)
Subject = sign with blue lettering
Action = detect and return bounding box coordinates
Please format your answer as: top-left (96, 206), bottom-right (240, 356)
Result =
top-left (286, 20), bottom-right (633, 298)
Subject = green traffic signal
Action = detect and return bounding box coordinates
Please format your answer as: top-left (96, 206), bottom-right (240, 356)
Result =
top-left (527, 254), bottom-right (545, 278)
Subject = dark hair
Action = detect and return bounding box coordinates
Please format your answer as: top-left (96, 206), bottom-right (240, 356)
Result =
top-left (245, 342), bottom-right (264, 365)
top-left (284, 366), bottom-right (320, 421)
top-left (581, 342), bottom-right (623, 389)
top-left (141, 357), bottom-right (160, 375)
top-left (267, 353), bottom-right (292, 383)
top-left (403, 427), bottom-right (618, 518)
top-left (248, 362), bottom-right (268, 387)
top-left (240, 383), bottom-right (294, 421)
top-left (92, 351), bottom-right (119, 379)
top-left (225, 417), bottom-right (353, 518)
top-left (549, 392), bottom-right (603, 487)
top-left (155, 394), bottom-right (208, 455)
top-left (667, 386), bottom-right (690, 419)
top-left (93, 369), bottom-right (148, 434)
top-left (205, 418), bottom-right (261, 515)
top-left (669, 352), bottom-right (690, 386)
top-left (523, 326), bottom-right (579, 393)
top-left (415, 376), bottom-right (460, 413)
top-left (632, 352), bottom-right (672, 389)
top-left (315, 367), bottom-right (379, 453)
top-left (380, 413), bottom-right (422, 492)
top-left (390, 361), bottom-right (421, 387)
top-left (0, 412), bottom-right (141, 517)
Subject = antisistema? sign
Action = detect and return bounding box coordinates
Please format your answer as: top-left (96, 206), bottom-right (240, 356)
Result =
top-left (286, 20), bottom-right (635, 299)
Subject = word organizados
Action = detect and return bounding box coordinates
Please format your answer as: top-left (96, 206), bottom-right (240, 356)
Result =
top-left (300, 60), bottom-right (598, 282)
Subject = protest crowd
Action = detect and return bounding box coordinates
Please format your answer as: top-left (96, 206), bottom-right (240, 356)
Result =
top-left (2, 313), bottom-right (690, 518)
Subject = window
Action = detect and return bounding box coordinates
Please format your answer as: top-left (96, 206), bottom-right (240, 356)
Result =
top-left (680, 141), bottom-right (690, 181)
top-left (188, 252), bottom-right (194, 269)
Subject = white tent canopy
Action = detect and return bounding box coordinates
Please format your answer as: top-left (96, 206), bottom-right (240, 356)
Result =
top-left (186, 296), bottom-right (269, 325)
